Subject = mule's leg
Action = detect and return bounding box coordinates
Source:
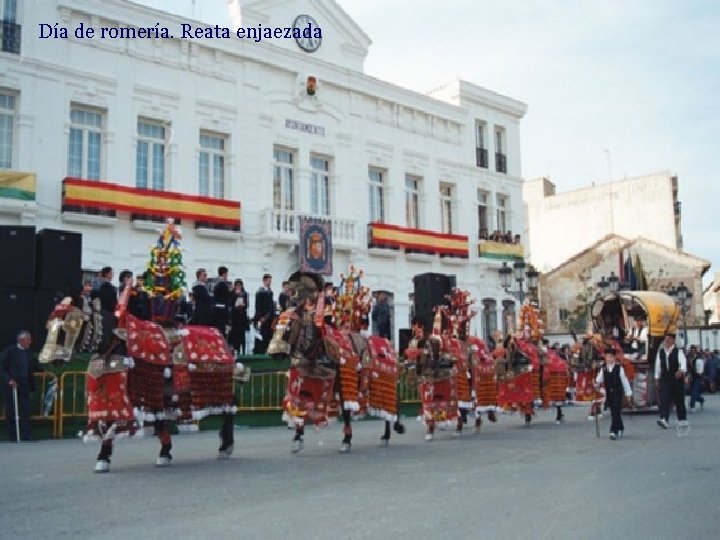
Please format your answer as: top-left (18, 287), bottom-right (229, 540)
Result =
top-left (456, 408), bottom-right (468, 435)
top-left (487, 409), bottom-right (497, 422)
top-left (218, 413), bottom-right (234, 459)
top-left (291, 422), bottom-right (304, 454)
top-left (474, 413), bottom-right (482, 433)
top-left (94, 439), bottom-right (113, 473)
top-left (555, 405), bottom-right (565, 425)
top-left (339, 409), bottom-right (352, 454)
top-left (380, 420), bottom-right (391, 446)
top-left (425, 419), bottom-right (435, 441)
top-left (392, 392), bottom-right (405, 435)
top-left (155, 420), bottom-right (172, 466)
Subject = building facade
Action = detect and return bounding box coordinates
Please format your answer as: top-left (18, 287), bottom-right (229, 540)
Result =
top-left (523, 171), bottom-right (684, 272)
top-left (539, 234), bottom-right (710, 335)
top-left (0, 0), bottom-right (529, 342)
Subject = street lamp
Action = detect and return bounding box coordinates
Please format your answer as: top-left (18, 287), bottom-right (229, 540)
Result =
top-left (608, 271), bottom-right (620, 293)
top-left (597, 276), bottom-right (609, 296)
top-left (498, 260), bottom-right (539, 303)
top-left (668, 281), bottom-right (693, 347)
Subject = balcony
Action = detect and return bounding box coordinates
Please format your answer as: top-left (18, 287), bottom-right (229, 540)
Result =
top-left (61, 177), bottom-right (241, 231)
top-left (0, 170), bottom-right (36, 217)
top-left (368, 222), bottom-right (469, 259)
top-left (1, 20), bottom-right (21, 54)
top-left (478, 239), bottom-right (523, 260)
top-left (495, 152), bottom-right (507, 174)
top-left (261, 208), bottom-right (357, 248)
top-left (475, 147), bottom-right (489, 168)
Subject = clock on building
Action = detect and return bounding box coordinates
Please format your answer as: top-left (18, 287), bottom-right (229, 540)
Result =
top-left (293, 14), bottom-right (322, 53)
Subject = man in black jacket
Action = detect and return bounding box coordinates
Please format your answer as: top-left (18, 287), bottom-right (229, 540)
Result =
top-left (254, 273), bottom-right (275, 353)
top-left (95, 266), bottom-right (117, 313)
top-left (1, 331), bottom-right (45, 441)
top-left (212, 266), bottom-right (231, 338)
top-left (654, 332), bottom-right (688, 429)
top-left (192, 268), bottom-right (212, 326)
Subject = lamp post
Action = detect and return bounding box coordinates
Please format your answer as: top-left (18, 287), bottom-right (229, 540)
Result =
top-left (498, 260), bottom-right (539, 304)
top-left (667, 282), bottom-right (693, 347)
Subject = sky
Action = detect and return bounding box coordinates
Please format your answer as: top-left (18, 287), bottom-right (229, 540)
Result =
top-left (137, 0), bottom-right (719, 287)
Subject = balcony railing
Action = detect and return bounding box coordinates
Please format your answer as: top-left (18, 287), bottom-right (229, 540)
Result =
top-left (477, 239), bottom-right (523, 260)
top-left (368, 222), bottom-right (469, 258)
top-left (475, 147), bottom-right (488, 168)
top-left (1, 20), bottom-right (21, 54)
top-left (495, 152), bottom-right (507, 174)
top-left (261, 208), bottom-right (357, 247)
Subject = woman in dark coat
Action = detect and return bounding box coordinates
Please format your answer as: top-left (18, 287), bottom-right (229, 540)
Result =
top-left (228, 279), bottom-right (250, 355)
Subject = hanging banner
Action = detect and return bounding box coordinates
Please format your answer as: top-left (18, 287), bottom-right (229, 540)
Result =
top-left (299, 217), bottom-right (333, 275)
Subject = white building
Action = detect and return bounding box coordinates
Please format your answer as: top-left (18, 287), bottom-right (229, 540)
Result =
top-left (523, 171), bottom-right (683, 272)
top-left (0, 0), bottom-right (528, 342)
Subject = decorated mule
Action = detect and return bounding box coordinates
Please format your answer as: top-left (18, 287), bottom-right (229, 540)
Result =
top-left (269, 267), bottom-right (404, 454)
top-left (39, 220), bottom-right (246, 472)
top-left (404, 288), bottom-right (497, 440)
top-left (404, 310), bottom-right (459, 441)
top-left (496, 302), bottom-right (569, 426)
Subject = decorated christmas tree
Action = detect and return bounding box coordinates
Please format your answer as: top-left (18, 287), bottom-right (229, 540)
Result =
top-left (143, 219), bottom-right (186, 323)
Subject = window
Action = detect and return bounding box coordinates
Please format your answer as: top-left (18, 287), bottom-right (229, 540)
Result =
top-left (1, 0), bottom-right (20, 54)
top-left (494, 125), bottom-right (507, 173)
top-left (273, 147), bottom-right (295, 211)
top-left (368, 168), bottom-right (385, 222)
top-left (439, 182), bottom-right (454, 234)
top-left (478, 189), bottom-right (489, 238)
top-left (482, 298), bottom-right (498, 342)
top-left (2, 0), bottom-right (16, 21)
top-left (0, 90), bottom-right (15, 169)
top-left (405, 174), bottom-right (420, 228)
top-left (310, 155), bottom-right (330, 215)
top-left (68, 107), bottom-right (103, 180)
top-left (496, 194), bottom-right (508, 234)
top-left (475, 121), bottom-right (488, 168)
top-left (136, 119), bottom-right (166, 190)
top-left (199, 132), bottom-right (226, 198)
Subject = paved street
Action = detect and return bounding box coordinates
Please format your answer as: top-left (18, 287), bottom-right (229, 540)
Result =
top-left (2, 397), bottom-right (719, 540)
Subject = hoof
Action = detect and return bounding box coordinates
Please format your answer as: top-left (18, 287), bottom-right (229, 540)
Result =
top-left (339, 442), bottom-right (352, 454)
top-left (94, 460), bottom-right (110, 473)
top-left (393, 422), bottom-right (406, 435)
top-left (453, 430), bottom-right (462, 437)
top-left (291, 438), bottom-right (304, 454)
top-left (155, 456), bottom-right (172, 467)
top-left (217, 443), bottom-right (234, 459)
top-left (487, 411), bottom-right (497, 423)
top-left (379, 437), bottom-right (389, 447)
top-left (424, 433), bottom-right (433, 442)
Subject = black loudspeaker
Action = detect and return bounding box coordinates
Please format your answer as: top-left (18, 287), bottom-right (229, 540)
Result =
top-left (398, 328), bottom-right (412, 356)
top-left (0, 288), bottom-right (36, 350)
top-left (36, 229), bottom-right (82, 292)
top-left (0, 225), bottom-right (36, 288)
top-left (413, 273), bottom-right (456, 333)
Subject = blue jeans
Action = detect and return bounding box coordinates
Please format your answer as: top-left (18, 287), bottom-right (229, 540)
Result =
top-left (690, 377), bottom-right (705, 409)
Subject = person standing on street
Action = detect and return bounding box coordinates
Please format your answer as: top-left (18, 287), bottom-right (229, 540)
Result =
top-left (191, 268), bottom-right (212, 326)
top-left (687, 345), bottom-right (705, 412)
top-left (372, 292), bottom-right (391, 340)
top-left (654, 332), bottom-right (688, 429)
top-left (1, 332), bottom-right (46, 441)
top-left (212, 266), bottom-right (231, 338)
top-left (595, 347), bottom-right (632, 440)
top-left (254, 273), bottom-right (275, 354)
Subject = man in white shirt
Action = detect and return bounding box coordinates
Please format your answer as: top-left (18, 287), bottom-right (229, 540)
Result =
top-left (654, 333), bottom-right (687, 429)
top-left (596, 347), bottom-right (633, 440)
top-left (626, 317), bottom-right (648, 360)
